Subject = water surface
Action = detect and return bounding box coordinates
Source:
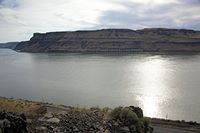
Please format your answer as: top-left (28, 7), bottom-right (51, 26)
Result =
top-left (0, 49), bottom-right (200, 122)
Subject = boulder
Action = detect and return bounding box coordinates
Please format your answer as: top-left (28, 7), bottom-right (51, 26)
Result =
top-left (46, 118), bottom-right (60, 123)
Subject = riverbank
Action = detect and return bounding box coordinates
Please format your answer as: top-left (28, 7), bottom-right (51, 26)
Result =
top-left (0, 96), bottom-right (199, 132)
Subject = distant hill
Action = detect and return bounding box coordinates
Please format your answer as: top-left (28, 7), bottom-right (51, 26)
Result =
top-left (15, 28), bottom-right (200, 52)
top-left (0, 42), bottom-right (19, 49)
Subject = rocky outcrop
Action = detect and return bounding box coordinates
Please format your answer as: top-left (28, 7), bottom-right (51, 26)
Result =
top-left (28, 106), bottom-right (153, 133)
top-left (15, 28), bottom-right (200, 52)
top-left (32, 109), bottom-right (108, 133)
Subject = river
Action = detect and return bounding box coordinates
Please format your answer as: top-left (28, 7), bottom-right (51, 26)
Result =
top-left (0, 49), bottom-right (200, 122)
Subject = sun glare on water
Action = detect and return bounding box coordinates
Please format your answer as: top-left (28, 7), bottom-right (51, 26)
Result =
top-left (136, 96), bottom-right (159, 117)
top-left (129, 56), bottom-right (171, 118)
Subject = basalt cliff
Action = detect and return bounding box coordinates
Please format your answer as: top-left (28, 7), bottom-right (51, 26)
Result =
top-left (15, 28), bottom-right (200, 52)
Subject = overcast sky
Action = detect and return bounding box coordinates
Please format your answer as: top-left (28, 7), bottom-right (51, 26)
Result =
top-left (0, 0), bottom-right (200, 42)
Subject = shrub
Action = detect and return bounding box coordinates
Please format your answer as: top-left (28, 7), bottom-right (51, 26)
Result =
top-left (129, 106), bottom-right (143, 118)
top-left (102, 107), bottom-right (111, 114)
top-left (141, 118), bottom-right (150, 128)
top-left (109, 106), bottom-right (153, 133)
top-left (119, 107), bottom-right (139, 125)
top-left (109, 106), bottom-right (123, 120)
top-left (135, 121), bottom-right (144, 132)
top-left (129, 125), bottom-right (137, 133)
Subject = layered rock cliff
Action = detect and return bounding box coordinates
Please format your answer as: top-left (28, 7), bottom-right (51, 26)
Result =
top-left (15, 28), bottom-right (200, 52)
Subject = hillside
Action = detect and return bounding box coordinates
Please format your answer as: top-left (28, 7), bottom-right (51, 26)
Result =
top-left (0, 42), bottom-right (19, 49)
top-left (15, 28), bottom-right (200, 52)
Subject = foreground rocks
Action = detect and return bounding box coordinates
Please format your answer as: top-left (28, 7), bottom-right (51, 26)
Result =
top-left (29, 108), bottom-right (108, 133)
top-left (0, 106), bottom-right (153, 133)
top-left (1, 96), bottom-right (153, 133)
top-left (0, 97), bottom-right (200, 133)
top-left (1, 104), bottom-right (200, 133)
top-left (28, 106), bottom-right (153, 133)
top-left (0, 111), bottom-right (28, 133)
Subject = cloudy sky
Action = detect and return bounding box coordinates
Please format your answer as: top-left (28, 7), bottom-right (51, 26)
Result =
top-left (0, 0), bottom-right (200, 42)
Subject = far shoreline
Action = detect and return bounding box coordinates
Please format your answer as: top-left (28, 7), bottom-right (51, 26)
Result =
top-left (7, 48), bottom-right (200, 56)
top-left (2, 48), bottom-right (200, 56)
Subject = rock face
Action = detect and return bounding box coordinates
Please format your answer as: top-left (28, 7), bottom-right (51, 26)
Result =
top-left (15, 28), bottom-right (200, 52)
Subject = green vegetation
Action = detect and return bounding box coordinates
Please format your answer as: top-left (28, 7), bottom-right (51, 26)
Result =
top-left (119, 107), bottom-right (138, 124)
top-left (109, 106), bottom-right (153, 133)
top-left (109, 106), bottom-right (123, 120)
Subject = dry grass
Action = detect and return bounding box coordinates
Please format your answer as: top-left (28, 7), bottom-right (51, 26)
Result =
top-left (0, 96), bottom-right (46, 117)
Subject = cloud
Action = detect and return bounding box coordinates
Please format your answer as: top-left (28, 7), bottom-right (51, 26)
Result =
top-left (0, 0), bottom-right (19, 9)
top-left (98, 0), bottom-right (200, 29)
top-left (0, 0), bottom-right (125, 42)
top-left (0, 0), bottom-right (200, 42)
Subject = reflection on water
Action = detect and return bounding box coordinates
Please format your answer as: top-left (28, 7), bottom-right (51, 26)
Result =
top-left (139, 57), bottom-right (169, 117)
top-left (136, 96), bottom-right (159, 117)
top-left (129, 56), bottom-right (171, 118)
top-left (0, 49), bottom-right (200, 122)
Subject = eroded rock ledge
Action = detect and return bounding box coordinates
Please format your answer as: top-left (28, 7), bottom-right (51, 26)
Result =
top-left (15, 28), bottom-right (200, 52)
